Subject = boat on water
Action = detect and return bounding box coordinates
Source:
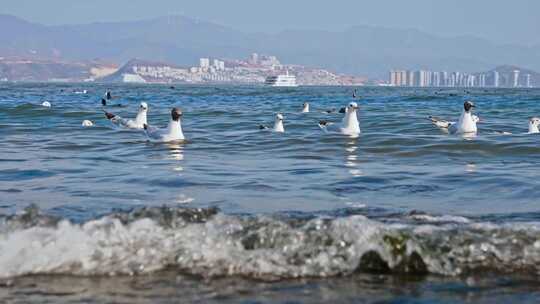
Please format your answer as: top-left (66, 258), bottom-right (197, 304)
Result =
top-left (265, 71), bottom-right (298, 87)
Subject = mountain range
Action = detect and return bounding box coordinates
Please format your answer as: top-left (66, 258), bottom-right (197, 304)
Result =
top-left (1, 14), bottom-right (539, 78)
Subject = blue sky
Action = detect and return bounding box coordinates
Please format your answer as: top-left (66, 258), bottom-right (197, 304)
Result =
top-left (2, 0), bottom-right (539, 45)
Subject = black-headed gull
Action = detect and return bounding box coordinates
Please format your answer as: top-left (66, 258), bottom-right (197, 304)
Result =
top-left (143, 108), bottom-right (185, 142)
top-left (104, 102), bottom-right (148, 129)
top-left (318, 102), bottom-right (360, 136)
top-left (430, 101), bottom-right (479, 135)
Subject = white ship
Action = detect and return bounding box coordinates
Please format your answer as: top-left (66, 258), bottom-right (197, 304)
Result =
top-left (265, 71), bottom-right (298, 87)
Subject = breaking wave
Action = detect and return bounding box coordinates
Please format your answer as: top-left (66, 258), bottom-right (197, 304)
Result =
top-left (1, 206), bottom-right (539, 280)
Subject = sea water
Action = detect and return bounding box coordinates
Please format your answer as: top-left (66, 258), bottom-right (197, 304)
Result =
top-left (0, 83), bottom-right (540, 303)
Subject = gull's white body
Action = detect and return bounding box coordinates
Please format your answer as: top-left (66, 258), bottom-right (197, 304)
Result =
top-left (302, 103), bottom-right (310, 113)
top-left (145, 120), bottom-right (185, 142)
top-left (81, 120), bottom-right (94, 127)
top-left (320, 103), bottom-right (360, 136)
top-left (431, 115), bottom-right (479, 130)
top-left (430, 102), bottom-right (478, 135)
top-left (449, 110), bottom-right (478, 134)
top-left (273, 114), bottom-right (285, 133)
top-left (528, 117), bottom-right (540, 134)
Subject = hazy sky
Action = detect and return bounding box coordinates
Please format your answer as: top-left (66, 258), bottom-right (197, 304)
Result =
top-left (2, 0), bottom-right (539, 45)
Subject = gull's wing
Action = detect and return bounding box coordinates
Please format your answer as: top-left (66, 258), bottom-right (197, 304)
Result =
top-left (429, 116), bottom-right (453, 129)
top-left (103, 110), bottom-right (138, 129)
top-left (143, 124), bottom-right (165, 141)
top-left (318, 120), bottom-right (339, 133)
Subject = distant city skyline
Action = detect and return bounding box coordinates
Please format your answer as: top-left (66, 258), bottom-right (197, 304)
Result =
top-left (1, 0), bottom-right (540, 46)
top-left (389, 69), bottom-right (535, 88)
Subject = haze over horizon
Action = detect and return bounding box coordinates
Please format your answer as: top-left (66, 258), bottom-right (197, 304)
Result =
top-left (2, 0), bottom-right (540, 46)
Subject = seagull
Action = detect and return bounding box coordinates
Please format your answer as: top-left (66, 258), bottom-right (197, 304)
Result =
top-left (528, 117), bottom-right (540, 134)
top-left (302, 102), bottom-right (310, 113)
top-left (493, 118), bottom-right (540, 135)
top-left (143, 108), bottom-right (185, 142)
top-left (81, 120), bottom-right (94, 127)
top-left (259, 113), bottom-right (285, 133)
top-left (430, 115), bottom-right (480, 129)
top-left (319, 102), bottom-right (360, 136)
top-left (103, 102), bottom-right (148, 129)
top-left (41, 101), bottom-right (51, 108)
top-left (430, 101), bottom-right (478, 135)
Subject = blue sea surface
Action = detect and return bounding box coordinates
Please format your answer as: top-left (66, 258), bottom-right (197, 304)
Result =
top-left (1, 83), bottom-right (540, 303)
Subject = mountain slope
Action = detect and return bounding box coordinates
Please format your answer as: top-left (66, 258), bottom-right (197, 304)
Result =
top-left (0, 14), bottom-right (538, 78)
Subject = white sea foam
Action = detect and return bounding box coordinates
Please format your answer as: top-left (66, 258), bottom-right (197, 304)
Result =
top-left (1, 208), bottom-right (540, 279)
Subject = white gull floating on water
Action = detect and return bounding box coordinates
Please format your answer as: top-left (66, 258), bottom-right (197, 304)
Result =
top-left (318, 102), bottom-right (361, 136)
top-left (495, 117), bottom-right (540, 135)
top-left (302, 102), bottom-right (310, 113)
top-left (103, 102), bottom-right (148, 129)
top-left (430, 101), bottom-right (479, 135)
top-left (259, 113), bottom-right (285, 133)
top-left (143, 108), bottom-right (185, 142)
top-left (528, 117), bottom-right (540, 134)
top-left (81, 120), bottom-right (94, 127)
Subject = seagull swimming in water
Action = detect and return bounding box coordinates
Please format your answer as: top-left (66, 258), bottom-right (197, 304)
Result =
top-left (319, 102), bottom-right (360, 136)
top-left (81, 120), bottom-right (94, 127)
top-left (259, 113), bottom-right (285, 133)
top-left (492, 117), bottom-right (539, 135)
top-left (302, 102), bottom-right (310, 113)
top-left (103, 102), bottom-right (148, 129)
top-left (430, 101), bottom-right (478, 135)
top-left (528, 117), bottom-right (540, 134)
top-left (143, 108), bottom-right (185, 142)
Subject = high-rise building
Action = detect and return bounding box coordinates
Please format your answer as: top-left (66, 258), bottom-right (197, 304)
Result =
top-left (389, 71), bottom-right (397, 86)
top-left (389, 70), bottom-right (409, 86)
top-left (199, 58), bottom-right (210, 69)
top-left (408, 71), bottom-right (415, 87)
top-left (493, 71), bottom-right (500, 87)
top-left (418, 70), bottom-right (430, 87)
top-left (441, 71), bottom-right (448, 87)
top-left (400, 70), bottom-right (408, 86)
top-left (526, 74), bottom-right (532, 88)
top-left (467, 75), bottom-right (475, 87)
top-left (432, 72), bottom-right (441, 87)
top-left (513, 70), bottom-right (520, 87)
top-left (249, 53), bottom-right (259, 65)
top-left (478, 74), bottom-right (486, 87)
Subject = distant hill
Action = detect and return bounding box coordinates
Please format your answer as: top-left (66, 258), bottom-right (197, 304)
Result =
top-left (0, 14), bottom-right (539, 78)
top-left (0, 58), bottom-right (116, 82)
